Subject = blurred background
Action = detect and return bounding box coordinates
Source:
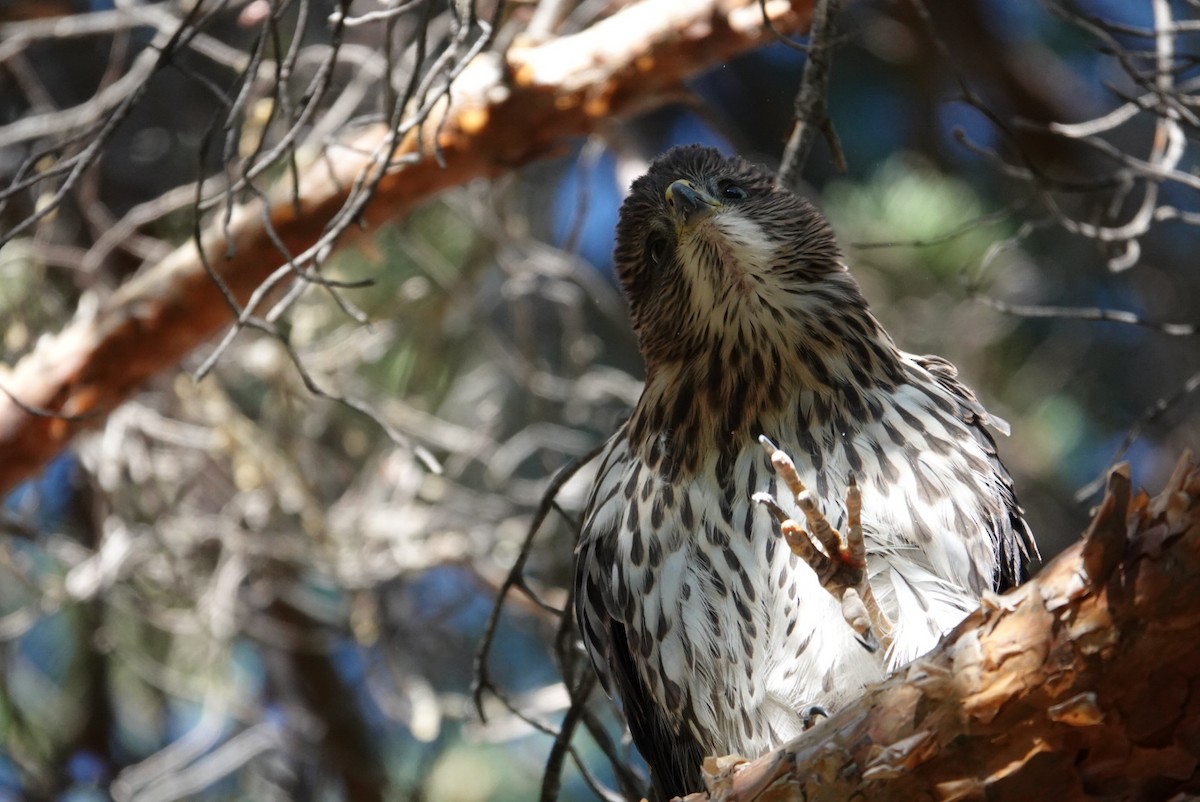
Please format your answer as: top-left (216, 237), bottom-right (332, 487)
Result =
top-left (1, 0), bottom-right (1197, 799)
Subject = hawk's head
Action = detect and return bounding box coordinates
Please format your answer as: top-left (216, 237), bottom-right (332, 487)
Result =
top-left (613, 145), bottom-right (853, 370)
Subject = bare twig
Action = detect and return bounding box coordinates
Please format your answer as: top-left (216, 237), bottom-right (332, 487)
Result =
top-left (777, 0), bottom-right (843, 186)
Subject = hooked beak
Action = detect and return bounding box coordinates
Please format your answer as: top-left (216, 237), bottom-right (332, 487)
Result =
top-left (666, 179), bottom-right (720, 228)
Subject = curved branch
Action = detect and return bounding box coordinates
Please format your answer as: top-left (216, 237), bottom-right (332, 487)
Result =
top-left (0, 0), bottom-right (816, 496)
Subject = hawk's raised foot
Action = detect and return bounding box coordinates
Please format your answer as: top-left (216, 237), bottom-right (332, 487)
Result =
top-left (753, 435), bottom-right (894, 656)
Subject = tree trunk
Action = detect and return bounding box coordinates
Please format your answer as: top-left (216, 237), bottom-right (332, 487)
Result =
top-left (686, 455), bottom-right (1200, 802)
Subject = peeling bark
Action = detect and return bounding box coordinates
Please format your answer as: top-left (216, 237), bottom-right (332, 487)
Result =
top-left (0, 0), bottom-right (815, 496)
top-left (686, 455), bottom-right (1200, 802)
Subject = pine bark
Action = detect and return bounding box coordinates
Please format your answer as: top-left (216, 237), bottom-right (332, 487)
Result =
top-left (685, 456), bottom-right (1200, 802)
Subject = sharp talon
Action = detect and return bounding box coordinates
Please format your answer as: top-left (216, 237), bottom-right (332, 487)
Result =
top-left (758, 434), bottom-right (778, 452)
top-left (855, 629), bottom-right (879, 654)
top-left (752, 492), bottom-right (789, 523)
top-left (801, 704), bottom-right (830, 729)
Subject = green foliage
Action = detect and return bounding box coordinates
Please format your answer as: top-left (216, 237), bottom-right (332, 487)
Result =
top-left (825, 156), bottom-right (1005, 281)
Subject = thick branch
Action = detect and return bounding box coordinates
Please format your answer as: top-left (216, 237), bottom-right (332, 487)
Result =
top-left (0, 0), bottom-right (815, 496)
top-left (686, 455), bottom-right (1200, 801)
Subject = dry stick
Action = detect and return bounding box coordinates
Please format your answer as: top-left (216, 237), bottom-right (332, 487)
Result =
top-left (777, 0), bottom-right (842, 187)
top-left (1075, 369), bottom-right (1200, 502)
top-left (476, 435), bottom-right (637, 801)
top-left (470, 440), bottom-right (607, 721)
top-left (542, 633), bottom-right (601, 802)
top-left (0, 0), bottom-right (818, 497)
top-left (975, 296), bottom-right (1196, 337)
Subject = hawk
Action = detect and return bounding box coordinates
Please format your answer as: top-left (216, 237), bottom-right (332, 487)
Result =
top-left (574, 146), bottom-right (1036, 800)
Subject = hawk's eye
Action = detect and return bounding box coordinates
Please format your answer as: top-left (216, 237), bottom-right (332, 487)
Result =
top-left (719, 181), bottom-right (748, 200)
top-left (647, 234), bottom-right (670, 266)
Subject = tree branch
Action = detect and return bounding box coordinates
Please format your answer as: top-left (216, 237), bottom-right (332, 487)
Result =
top-left (684, 454), bottom-right (1200, 801)
top-left (0, 0), bottom-right (815, 496)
